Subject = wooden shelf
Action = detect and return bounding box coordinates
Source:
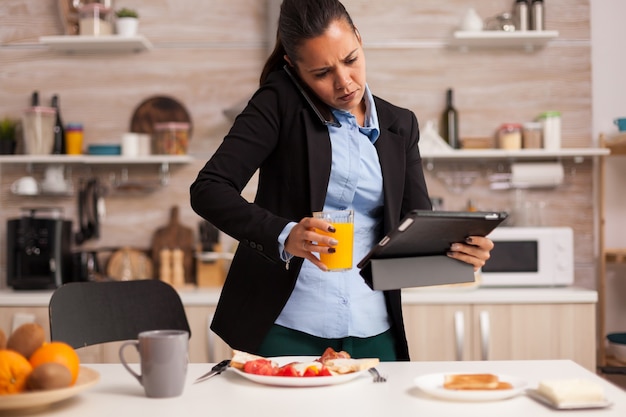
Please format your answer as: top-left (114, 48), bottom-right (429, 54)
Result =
top-left (606, 133), bottom-right (626, 155)
top-left (0, 155), bottom-right (192, 165)
top-left (421, 147), bottom-right (608, 161)
top-left (450, 30), bottom-right (559, 51)
top-left (39, 35), bottom-right (153, 53)
top-left (606, 249), bottom-right (626, 264)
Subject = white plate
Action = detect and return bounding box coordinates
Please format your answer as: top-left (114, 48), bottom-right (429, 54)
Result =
top-left (414, 373), bottom-right (527, 401)
top-left (0, 366), bottom-right (100, 411)
top-left (526, 388), bottom-right (613, 410)
top-left (231, 356), bottom-right (369, 387)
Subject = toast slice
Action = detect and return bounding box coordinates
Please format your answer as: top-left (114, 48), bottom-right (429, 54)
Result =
top-left (230, 350), bottom-right (267, 370)
top-left (443, 373), bottom-right (500, 390)
top-left (322, 358), bottom-right (380, 374)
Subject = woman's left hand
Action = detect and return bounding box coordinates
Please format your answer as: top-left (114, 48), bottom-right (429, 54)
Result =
top-left (447, 236), bottom-right (494, 271)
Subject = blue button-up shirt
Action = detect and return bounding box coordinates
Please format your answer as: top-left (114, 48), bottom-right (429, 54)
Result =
top-left (276, 86), bottom-right (390, 338)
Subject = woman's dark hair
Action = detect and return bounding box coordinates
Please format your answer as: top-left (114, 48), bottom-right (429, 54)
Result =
top-left (260, 0), bottom-right (356, 85)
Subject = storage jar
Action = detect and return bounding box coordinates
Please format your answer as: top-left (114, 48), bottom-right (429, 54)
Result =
top-left (497, 123), bottom-right (522, 150)
top-left (522, 122), bottom-right (543, 149)
top-left (79, 3), bottom-right (113, 36)
top-left (538, 111), bottom-right (561, 150)
top-left (153, 122), bottom-right (190, 155)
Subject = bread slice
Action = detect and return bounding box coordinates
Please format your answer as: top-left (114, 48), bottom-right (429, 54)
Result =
top-left (537, 379), bottom-right (605, 405)
top-left (230, 350), bottom-right (267, 370)
top-left (443, 373), bottom-right (500, 390)
top-left (322, 358), bottom-right (380, 374)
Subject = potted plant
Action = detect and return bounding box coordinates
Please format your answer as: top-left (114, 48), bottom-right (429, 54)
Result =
top-left (0, 117), bottom-right (18, 155)
top-left (115, 7), bottom-right (139, 37)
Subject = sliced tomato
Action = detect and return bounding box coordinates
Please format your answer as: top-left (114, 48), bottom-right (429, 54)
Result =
top-left (243, 359), bottom-right (276, 376)
top-left (303, 365), bottom-right (320, 377)
top-left (318, 366), bottom-right (333, 377)
top-left (277, 363), bottom-right (300, 377)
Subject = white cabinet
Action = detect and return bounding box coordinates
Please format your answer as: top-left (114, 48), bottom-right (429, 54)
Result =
top-left (402, 302), bottom-right (596, 371)
top-left (0, 304), bottom-right (230, 364)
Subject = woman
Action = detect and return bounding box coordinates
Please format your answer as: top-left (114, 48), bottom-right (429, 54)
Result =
top-left (190, 0), bottom-right (493, 361)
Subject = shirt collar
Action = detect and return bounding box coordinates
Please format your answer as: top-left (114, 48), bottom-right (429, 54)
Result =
top-left (331, 85), bottom-right (380, 143)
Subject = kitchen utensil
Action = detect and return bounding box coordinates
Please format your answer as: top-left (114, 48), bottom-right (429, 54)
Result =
top-left (150, 206), bottom-right (195, 284)
top-left (193, 359), bottom-right (231, 384)
top-left (368, 367), bottom-right (387, 383)
top-left (460, 8), bottom-right (483, 31)
top-left (614, 117), bottom-right (626, 132)
top-left (75, 177), bottom-right (104, 244)
top-left (41, 165), bottom-right (72, 194)
top-left (119, 330), bottom-right (189, 398)
top-left (130, 95), bottom-right (193, 138)
top-left (22, 106), bottom-right (56, 155)
top-left (107, 247), bottom-right (154, 280)
top-left (87, 144), bottom-right (121, 155)
top-left (11, 176), bottom-right (40, 196)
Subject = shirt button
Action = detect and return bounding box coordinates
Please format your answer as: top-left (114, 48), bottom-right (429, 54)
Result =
top-left (340, 298), bottom-right (348, 305)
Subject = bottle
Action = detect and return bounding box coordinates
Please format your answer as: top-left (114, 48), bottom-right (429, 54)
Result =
top-left (514, 0), bottom-right (529, 31)
top-left (531, 0), bottom-right (544, 31)
top-left (440, 88), bottom-right (459, 149)
top-left (51, 94), bottom-right (65, 154)
top-left (30, 90), bottom-right (39, 106)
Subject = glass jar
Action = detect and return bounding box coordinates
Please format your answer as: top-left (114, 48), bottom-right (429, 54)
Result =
top-left (153, 122), bottom-right (190, 155)
top-left (522, 122), bottom-right (543, 149)
top-left (497, 123), bottom-right (522, 150)
top-left (78, 3), bottom-right (113, 36)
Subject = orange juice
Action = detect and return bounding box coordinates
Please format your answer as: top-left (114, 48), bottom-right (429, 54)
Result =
top-left (318, 222), bottom-right (354, 271)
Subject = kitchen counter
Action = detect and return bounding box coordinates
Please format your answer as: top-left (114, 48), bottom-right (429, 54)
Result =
top-left (0, 286), bottom-right (597, 307)
top-left (7, 360), bottom-right (625, 417)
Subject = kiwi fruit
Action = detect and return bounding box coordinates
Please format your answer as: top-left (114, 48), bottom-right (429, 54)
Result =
top-left (7, 322), bottom-right (46, 359)
top-left (0, 328), bottom-right (6, 349)
top-left (26, 362), bottom-right (73, 391)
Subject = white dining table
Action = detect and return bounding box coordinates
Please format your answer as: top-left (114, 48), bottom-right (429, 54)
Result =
top-left (8, 359), bottom-right (626, 417)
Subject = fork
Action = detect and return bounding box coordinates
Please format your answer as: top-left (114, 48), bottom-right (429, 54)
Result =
top-left (368, 367), bottom-right (387, 383)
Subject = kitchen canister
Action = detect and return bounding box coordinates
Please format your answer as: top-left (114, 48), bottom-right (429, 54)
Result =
top-left (538, 111), bottom-right (561, 150)
top-left (522, 121), bottom-right (543, 149)
top-left (497, 123), bottom-right (522, 150)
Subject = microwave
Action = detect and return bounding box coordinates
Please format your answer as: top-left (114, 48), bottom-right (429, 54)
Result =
top-left (480, 227), bottom-right (574, 287)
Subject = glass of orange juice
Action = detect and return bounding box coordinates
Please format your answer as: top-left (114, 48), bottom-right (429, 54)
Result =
top-left (313, 209), bottom-right (354, 271)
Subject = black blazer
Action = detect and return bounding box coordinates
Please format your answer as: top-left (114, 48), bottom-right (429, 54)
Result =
top-left (190, 69), bottom-right (431, 360)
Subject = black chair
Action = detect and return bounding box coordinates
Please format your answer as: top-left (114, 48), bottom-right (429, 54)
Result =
top-left (49, 280), bottom-right (191, 349)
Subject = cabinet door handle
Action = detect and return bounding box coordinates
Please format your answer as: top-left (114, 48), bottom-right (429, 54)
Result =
top-left (207, 313), bottom-right (215, 363)
top-left (454, 310), bottom-right (465, 361)
top-left (479, 310), bottom-right (490, 361)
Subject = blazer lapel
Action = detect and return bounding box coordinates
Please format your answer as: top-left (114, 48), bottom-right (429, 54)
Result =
top-left (374, 103), bottom-right (406, 234)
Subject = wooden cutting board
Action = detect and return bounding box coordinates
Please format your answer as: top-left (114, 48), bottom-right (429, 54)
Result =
top-left (151, 206), bottom-right (195, 284)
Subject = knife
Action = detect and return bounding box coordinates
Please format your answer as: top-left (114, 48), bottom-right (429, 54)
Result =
top-left (194, 359), bottom-right (231, 384)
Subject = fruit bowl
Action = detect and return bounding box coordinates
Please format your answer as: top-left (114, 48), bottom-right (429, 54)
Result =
top-left (0, 366), bottom-right (99, 411)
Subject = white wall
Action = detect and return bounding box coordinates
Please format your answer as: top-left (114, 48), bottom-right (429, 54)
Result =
top-left (591, 0), bottom-right (626, 333)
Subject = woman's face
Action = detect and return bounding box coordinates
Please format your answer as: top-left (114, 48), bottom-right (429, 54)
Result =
top-left (291, 19), bottom-right (366, 115)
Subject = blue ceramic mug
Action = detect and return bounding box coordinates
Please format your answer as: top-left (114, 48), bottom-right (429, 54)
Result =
top-left (614, 117), bottom-right (626, 132)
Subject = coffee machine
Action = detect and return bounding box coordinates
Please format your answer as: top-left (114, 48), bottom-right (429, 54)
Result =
top-left (6, 207), bottom-right (72, 290)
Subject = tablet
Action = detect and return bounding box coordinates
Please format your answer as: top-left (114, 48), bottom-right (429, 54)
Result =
top-left (357, 210), bottom-right (508, 269)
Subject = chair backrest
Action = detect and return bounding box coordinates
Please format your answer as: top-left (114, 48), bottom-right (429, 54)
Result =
top-left (49, 280), bottom-right (191, 349)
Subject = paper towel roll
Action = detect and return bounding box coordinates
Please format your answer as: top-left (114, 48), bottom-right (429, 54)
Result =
top-left (511, 162), bottom-right (564, 188)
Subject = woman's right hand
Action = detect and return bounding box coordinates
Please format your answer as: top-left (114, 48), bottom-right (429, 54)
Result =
top-left (285, 217), bottom-right (339, 272)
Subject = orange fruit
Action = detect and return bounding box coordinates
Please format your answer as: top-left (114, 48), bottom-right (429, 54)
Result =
top-left (0, 349), bottom-right (33, 394)
top-left (29, 342), bottom-right (80, 385)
